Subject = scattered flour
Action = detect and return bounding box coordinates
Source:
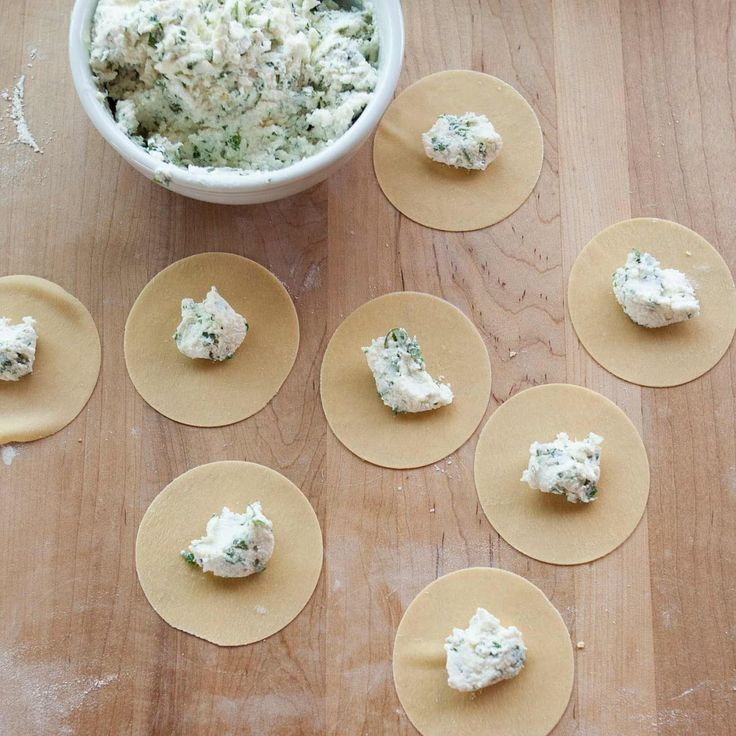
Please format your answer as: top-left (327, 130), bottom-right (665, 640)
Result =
top-left (9, 76), bottom-right (42, 153)
top-left (254, 605), bottom-right (268, 616)
top-left (0, 647), bottom-right (117, 735)
top-left (2, 445), bottom-right (18, 466)
top-left (671, 679), bottom-right (733, 701)
top-left (302, 263), bottom-right (322, 292)
top-left (432, 457), bottom-right (459, 480)
top-left (660, 606), bottom-right (676, 630)
top-left (727, 465), bottom-right (736, 495)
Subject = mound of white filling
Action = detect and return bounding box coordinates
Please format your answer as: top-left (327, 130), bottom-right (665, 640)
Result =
top-left (89, 0), bottom-right (378, 171)
top-left (521, 432), bottom-right (603, 504)
top-left (612, 250), bottom-right (700, 328)
top-left (422, 112), bottom-right (503, 171)
top-left (444, 607), bottom-right (526, 692)
top-left (181, 501), bottom-right (274, 577)
top-left (174, 286), bottom-right (248, 362)
top-left (362, 327), bottom-right (453, 413)
top-left (0, 316), bottom-right (37, 381)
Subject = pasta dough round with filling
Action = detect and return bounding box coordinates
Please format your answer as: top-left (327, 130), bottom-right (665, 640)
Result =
top-left (373, 70), bottom-right (543, 232)
top-left (320, 291), bottom-right (491, 469)
top-left (124, 253), bottom-right (299, 427)
top-left (568, 218), bottom-right (736, 386)
top-left (474, 384), bottom-right (649, 565)
top-left (0, 276), bottom-right (101, 443)
top-left (136, 461), bottom-right (323, 646)
top-left (393, 567), bottom-right (573, 736)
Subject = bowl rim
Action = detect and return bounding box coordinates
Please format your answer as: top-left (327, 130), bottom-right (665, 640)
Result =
top-left (68, 0), bottom-right (404, 193)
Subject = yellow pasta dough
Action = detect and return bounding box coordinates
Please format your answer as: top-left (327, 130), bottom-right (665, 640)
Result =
top-left (124, 252), bottom-right (299, 426)
top-left (474, 384), bottom-right (649, 565)
top-left (136, 461), bottom-right (323, 646)
top-left (373, 70), bottom-right (544, 232)
top-left (0, 275), bottom-right (101, 443)
top-left (320, 291), bottom-right (491, 469)
top-left (568, 218), bottom-right (736, 387)
top-left (393, 567), bottom-right (574, 736)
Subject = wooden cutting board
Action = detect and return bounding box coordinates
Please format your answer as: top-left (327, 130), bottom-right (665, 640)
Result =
top-left (1, 1), bottom-right (734, 734)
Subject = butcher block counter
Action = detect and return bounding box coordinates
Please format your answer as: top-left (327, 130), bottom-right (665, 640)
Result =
top-left (1, 1), bottom-right (734, 734)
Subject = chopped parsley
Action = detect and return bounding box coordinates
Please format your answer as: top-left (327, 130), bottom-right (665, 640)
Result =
top-left (181, 550), bottom-right (198, 565)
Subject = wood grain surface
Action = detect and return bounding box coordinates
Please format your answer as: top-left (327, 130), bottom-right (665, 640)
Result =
top-left (1, 1), bottom-right (735, 734)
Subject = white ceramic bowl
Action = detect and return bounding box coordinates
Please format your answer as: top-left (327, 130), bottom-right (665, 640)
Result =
top-left (69, 1), bottom-right (404, 205)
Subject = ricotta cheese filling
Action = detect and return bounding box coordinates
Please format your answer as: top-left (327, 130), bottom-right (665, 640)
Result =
top-left (444, 607), bottom-right (526, 692)
top-left (174, 286), bottom-right (248, 361)
top-left (181, 501), bottom-right (274, 577)
top-left (89, 0), bottom-right (378, 172)
top-left (612, 250), bottom-right (700, 328)
top-left (0, 316), bottom-right (37, 381)
top-left (362, 327), bottom-right (453, 414)
top-left (421, 112), bottom-right (503, 171)
top-left (521, 432), bottom-right (603, 504)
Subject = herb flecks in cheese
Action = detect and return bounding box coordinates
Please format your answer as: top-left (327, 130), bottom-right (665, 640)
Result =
top-left (612, 250), bottom-right (700, 328)
top-left (174, 286), bottom-right (248, 362)
top-left (0, 316), bottom-right (37, 381)
top-left (444, 608), bottom-right (526, 692)
top-left (362, 327), bottom-right (453, 414)
top-left (522, 432), bottom-right (603, 504)
top-left (181, 501), bottom-right (274, 578)
top-left (422, 112), bottom-right (502, 171)
top-left (89, 0), bottom-right (378, 172)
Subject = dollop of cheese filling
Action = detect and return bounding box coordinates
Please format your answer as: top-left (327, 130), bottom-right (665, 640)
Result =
top-left (444, 607), bottom-right (526, 692)
top-left (89, 0), bottom-right (378, 172)
top-left (422, 112), bottom-right (503, 171)
top-left (0, 316), bottom-right (37, 382)
top-left (174, 286), bottom-right (248, 362)
top-left (181, 501), bottom-right (274, 578)
top-left (612, 250), bottom-right (700, 328)
top-left (522, 432), bottom-right (603, 504)
top-left (362, 327), bottom-right (453, 414)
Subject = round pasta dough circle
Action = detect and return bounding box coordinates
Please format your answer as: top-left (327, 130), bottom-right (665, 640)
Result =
top-left (568, 218), bottom-right (736, 387)
top-left (474, 384), bottom-right (649, 565)
top-left (0, 275), bottom-right (101, 443)
top-left (393, 567), bottom-right (574, 736)
top-left (373, 70), bottom-right (544, 232)
top-left (320, 292), bottom-right (491, 469)
top-left (136, 461), bottom-right (323, 646)
top-left (124, 253), bottom-right (299, 427)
